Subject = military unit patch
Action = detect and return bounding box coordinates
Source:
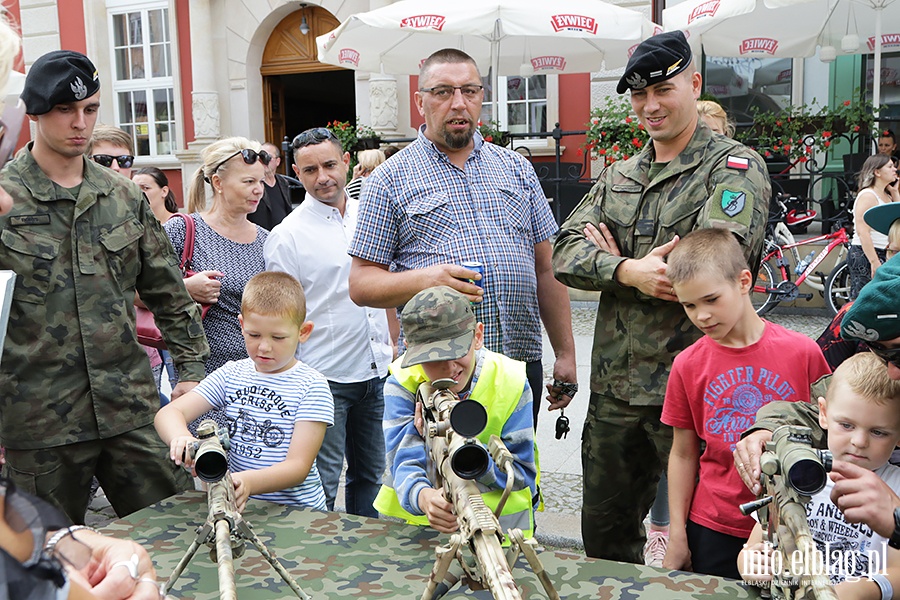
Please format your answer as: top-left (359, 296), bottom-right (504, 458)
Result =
top-left (721, 190), bottom-right (746, 217)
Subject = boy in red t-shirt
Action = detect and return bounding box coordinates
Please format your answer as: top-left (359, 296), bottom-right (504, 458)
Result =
top-left (661, 228), bottom-right (830, 579)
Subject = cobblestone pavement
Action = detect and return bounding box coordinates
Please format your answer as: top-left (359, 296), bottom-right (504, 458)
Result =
top-left (88, 305), bottom-right (833, 552)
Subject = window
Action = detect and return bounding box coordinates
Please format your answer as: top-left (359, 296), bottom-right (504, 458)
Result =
top-left (109, 5), bottom-right (175, 157)
top-left (481, 75), bottom-right (548, 135)
top-left (863, 52), bottom-right (900, 121)
top-left (704, 56), bottom-right (792, 136)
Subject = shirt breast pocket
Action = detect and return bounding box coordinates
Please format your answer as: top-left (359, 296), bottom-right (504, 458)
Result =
top-left (100, 218), bottom-right (144, 291)
top-left (0, 227), bottom-right (62, 305)
top-left (408, 193), bottom-right (457, 249)
top-left (605, 184), bottom-right (642, 228)
top-left (658, 198), bottom-right (704, 239)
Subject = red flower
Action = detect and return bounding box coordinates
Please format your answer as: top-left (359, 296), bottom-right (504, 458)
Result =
top-left (577, 147), bottom-right (583, 156)
top-left (765, 150), bottom-right (771, 157)
top-left (484, 135), bottom-right (493, 142)
top-left (776, 120), bottom-right (782, 127)
top-left (608, 158), bottom-right (616, 164)
top-left (625, 117), bottom-right (632, 124)
top-left (824, 140), bottom-right (831, 147)
top-left (805, 145), bottom-right (812, 153)
top-left (844, 100), bottom-right (851, 106)
top-left (822, 131), bottom-right (832, 138)
top-left (477, 120), bottom-right (483, 127)
top-left (885, 130), bottom-right (892, 136)
top-left (799, 156), bottom-right (808, 163)
top-left (599, 148), bottom-right (607, 155)
top-left (784, 144), bottom-right (792, 152)
top-left (632, 138), bottom-right (643, 148)
top-left (854, 125), bottom-right (861, 132)
top-left (638, 124), bottom-right (645, 130)
top-left (623, 154), bottom-right (630, 160)
top-left (601, 131), bottom-right (607, 137)
top-left (612, 144), bottom-right (620, 152)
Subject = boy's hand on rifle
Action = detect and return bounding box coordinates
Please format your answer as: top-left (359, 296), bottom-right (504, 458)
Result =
top-left (734, 429), bottom-right (772, 495)
top-left (414, 401), bottom-right (425, 438)
top-left (740, 542), bottom-right (774, 583)
top-left (169, 435), bottom-right (199, 469)
top-left (418, 487), bottom-right (458, 534)
top-left (232, 473), bottom-right (250, 513)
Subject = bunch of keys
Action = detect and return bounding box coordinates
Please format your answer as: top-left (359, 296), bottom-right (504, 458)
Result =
top-left (550, 379), bottom-right (577, 440)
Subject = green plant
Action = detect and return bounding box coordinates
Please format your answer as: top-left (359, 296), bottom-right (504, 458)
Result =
top-left (477, 120), bottom-right (504, 144)
top-left (355, 123), bottom-right (378, 140)
top-left (737, 92), bottom-right (879, 163)
top-left (326, 120), bottom-right (357, 153)
top-left (581, 95), bottom-right (648, 165)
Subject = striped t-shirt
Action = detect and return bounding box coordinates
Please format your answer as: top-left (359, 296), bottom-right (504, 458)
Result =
top-left (193, 358), bottom-right (334, 509)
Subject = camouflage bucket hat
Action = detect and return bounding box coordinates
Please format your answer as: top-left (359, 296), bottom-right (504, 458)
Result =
top-left (400, 286), bottom-right (475, 368)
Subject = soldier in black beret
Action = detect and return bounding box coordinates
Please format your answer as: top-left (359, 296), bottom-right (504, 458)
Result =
top-left (0, 48), bottom-right (207, 524)
top-left (553, 29), bottom-right (772, 570)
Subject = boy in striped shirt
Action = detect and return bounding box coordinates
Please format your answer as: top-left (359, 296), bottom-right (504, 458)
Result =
top-left (156, 272), bottom-right (334, 511)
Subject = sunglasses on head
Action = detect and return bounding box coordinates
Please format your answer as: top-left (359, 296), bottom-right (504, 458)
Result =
top-left (212, 148), bottom-right (272, 174)
top-left (91, 154), bottom-right (135, 169)
top-left (0, 99), bottom-right (25, 164)
top-left (292, 127), bottom-right (338, 149)
top-left (865, 341), bottom-right (900, 369)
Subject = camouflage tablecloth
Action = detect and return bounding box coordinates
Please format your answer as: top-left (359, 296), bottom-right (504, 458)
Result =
top-left (103, 491), bottom-right (761, 599)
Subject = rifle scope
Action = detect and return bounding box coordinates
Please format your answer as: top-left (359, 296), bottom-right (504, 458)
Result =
top-left (190, 420), bottom-right (230, 483)
top-left (448, 399), bottom-right (490, 480)
top-left (768, 426), bottom-right (833, 496)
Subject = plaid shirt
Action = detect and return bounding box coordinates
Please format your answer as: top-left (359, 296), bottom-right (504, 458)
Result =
top-left (349, 127), bottom-right (557, 362)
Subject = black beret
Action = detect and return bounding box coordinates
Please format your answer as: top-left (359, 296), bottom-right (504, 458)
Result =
top-left (617, 31), bottom-right (692, 94)
top-left (21, 51), bottom-right (100, 116)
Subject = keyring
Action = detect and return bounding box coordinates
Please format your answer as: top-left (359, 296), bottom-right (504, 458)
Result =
top-left (112, 553), bottom-right (140, 580)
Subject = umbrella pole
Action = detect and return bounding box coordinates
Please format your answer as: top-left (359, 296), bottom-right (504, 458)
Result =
top-left (491, 30), bottom-right (500, 125)
top-left (874, 7), bottom-right (882, 118)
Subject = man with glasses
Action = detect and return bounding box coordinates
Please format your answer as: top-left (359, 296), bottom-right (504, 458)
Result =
top-left (86, 124), bottom-right (135, 179)
top-left (264, 127), bottom-right (394, 518)
top-left (348, 48), bottom-right (578, 433)
top-left (736, 256), bottom-right (900, 552)
top-left (0, 50), bottom-right (208, 524)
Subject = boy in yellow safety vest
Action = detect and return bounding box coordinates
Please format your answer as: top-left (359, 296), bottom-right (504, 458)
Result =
top-left (373, 286), bottom-right (538, 537)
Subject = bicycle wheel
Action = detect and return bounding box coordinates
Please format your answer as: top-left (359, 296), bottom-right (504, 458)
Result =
top-left (825, 260), bottom-right (851, 316)
top-left (752, 260), bottom-right (781, 316)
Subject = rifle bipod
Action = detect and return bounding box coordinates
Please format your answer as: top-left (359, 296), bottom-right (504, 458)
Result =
top-left (163, 478), bottom-right (311, 600)
top-left (421, 527), bottom-right (560, 600)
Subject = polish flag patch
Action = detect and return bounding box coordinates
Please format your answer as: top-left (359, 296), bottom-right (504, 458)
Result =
top-left (726, 156), bottom-right (750, 170)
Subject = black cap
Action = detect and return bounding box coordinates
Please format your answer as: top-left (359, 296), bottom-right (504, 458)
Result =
top-left (617, 31), bottom-right (692, 94)
top-left (21, 51), bottom-right (100, 116)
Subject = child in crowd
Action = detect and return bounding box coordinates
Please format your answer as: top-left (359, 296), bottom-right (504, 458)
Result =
top-left (662, 228), bottom-right (831, 578)
top-left (155, 271), bottom-right (334, 512)
top-left (374, 286), bottom-right (538, 536)
top-left (738, 353), bottom-right (900, 593)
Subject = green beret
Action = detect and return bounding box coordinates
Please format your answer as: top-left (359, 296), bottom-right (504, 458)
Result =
top-left (841, 255), bottom-right (900, 342)
top-left (617, 31), bottom-right (692, 94)
top-left (21, 51), bottom-right (100, 116)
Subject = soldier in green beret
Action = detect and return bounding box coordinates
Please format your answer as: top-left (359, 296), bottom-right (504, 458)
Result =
top-left (552, 30), bottom-right (770, 562)
top-left (0, 50), bottom-right (208, 524)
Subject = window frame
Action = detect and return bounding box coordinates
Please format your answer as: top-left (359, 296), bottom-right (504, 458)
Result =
top-left (106, 0), bottom-right (176, 159)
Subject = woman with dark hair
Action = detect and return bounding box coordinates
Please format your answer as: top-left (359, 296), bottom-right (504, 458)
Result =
top-left (848, 154), bottom-right (900, 297)
top-left (133, 167), bottom-right (178, 224)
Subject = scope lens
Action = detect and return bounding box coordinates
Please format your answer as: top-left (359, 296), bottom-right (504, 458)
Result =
top-left (450, 399), bottom-right (488, 438)
top-left (450, 443), bottom-right (489, 480)
top-left (195, 448), bottom-right (229, 483)
top-left (787, 459), bottom-right (827, 495)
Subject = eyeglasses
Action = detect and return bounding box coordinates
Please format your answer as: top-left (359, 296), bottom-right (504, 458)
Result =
top-left (292, 127), bottom-right (337, 149)
top-left (91, 154), bottom-right (135, 169)
top-left (212, 148), bottom-right (272, 173)
top-left (0, 98), bottom-right (25, 164)
top-left (865, 341), bottom-right (900, 369)
top-left (418, 85), bottom-right (484, 101)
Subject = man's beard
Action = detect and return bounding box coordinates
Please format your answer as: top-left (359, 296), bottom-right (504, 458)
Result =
top-left (441, 124), bottom-right (474, 150)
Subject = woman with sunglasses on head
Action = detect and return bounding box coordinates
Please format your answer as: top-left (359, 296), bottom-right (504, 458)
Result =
top-left (164, 137), bottom-right (270, 431)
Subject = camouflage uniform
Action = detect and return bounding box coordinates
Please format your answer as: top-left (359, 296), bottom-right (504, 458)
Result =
top-left (0, 146), bottom-right (208, 523)
top-left (552, 123), bottom-right (770, 561)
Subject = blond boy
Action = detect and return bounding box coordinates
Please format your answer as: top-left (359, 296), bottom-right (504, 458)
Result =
top-left (739, 353), bottom-right (900, 596)
top-left (662, 228), bottom-right (830, 578)
top-left (155, 271), bottom-right (334, 511)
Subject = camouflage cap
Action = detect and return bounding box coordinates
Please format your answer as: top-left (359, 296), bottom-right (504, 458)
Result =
top-left (841, 255), bottom-right (900, 342)
top-left (400, 286), bottom-right (475, 368)
top-left (21, 51), bottom-right (100, 116)
top-left (616, 31), bottom-right (692, 94)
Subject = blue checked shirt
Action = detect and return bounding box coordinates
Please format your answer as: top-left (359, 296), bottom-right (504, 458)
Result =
top-left (349, 127), bottom-right (558, 363)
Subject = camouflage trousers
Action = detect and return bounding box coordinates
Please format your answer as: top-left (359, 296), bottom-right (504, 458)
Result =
top-left (582, 393), bottom-right (672, 562)
top-left (2, 423), bottom-right (192, 525)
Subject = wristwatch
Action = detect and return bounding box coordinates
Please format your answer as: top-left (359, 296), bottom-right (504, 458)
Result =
top-left (889, 507), bottom-right (900, 550)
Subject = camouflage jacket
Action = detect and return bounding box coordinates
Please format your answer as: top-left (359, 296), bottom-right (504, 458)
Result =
top-left (552, 123), bottom-right (770, 406)
top-left (0, 148), bottom-right (209, 449)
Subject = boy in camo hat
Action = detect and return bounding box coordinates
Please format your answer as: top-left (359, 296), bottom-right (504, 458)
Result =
top-left (374, 286), bottom-right (539, 538)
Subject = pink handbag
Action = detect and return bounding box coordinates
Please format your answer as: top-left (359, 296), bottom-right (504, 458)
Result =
top-left (136, 213), bottom-right (210, 349)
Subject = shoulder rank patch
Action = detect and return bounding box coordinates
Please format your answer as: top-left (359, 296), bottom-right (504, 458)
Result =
top-left (726, 155), bottom-right (750, 170)
top-left (721, 190), bottom-right (746, 217)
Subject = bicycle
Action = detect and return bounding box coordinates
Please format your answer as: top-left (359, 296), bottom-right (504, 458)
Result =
top-left (752, 207), bottom-right (851, 316)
